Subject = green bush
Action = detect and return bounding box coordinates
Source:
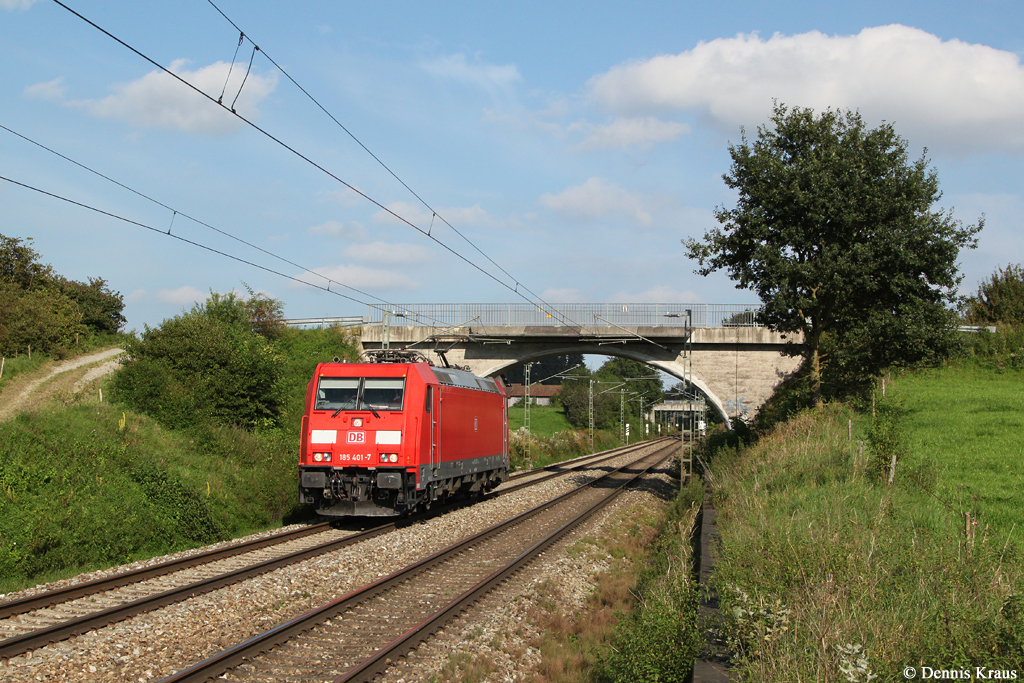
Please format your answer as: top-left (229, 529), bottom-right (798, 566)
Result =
top-left (962, 325), bottom-right (1024, 370)
top-left (53, 276), bottom-right (126, 335)
top-left (963, 263), bottom-right (1024, 326)
top-left (0, 282), bottom-right (85, 356)
top-left (112, 292), bottom-right (283, 430)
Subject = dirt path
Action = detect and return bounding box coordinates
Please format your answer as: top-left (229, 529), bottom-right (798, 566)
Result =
top-left (0, 347), bottom-right (124, 422)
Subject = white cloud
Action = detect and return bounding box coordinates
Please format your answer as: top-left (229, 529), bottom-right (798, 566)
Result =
top-left (24, 78), bottom-right (66, 102)
top-left (372, 200), bottom-right (433, 227)
top-left (372, 201), bottom-right (517, 231)
top-left (125, 289), bottom-right (147, 304)
top-left (421, 53), bottom-right (521, 98)
top-left (541, 178), bottom-right (653, 227)
top-left (541, 288), bottom-right (582, 303)
top-left (296, 264), bottom-right (418, 292)
top-left (344, 241), bottom-right (431, 265)
top-left (589, 25), bottom-right (1024, 154)
top-left (569, 117), bottom-right (691, 151)
top-left (320, 187), bottom-right (364, 208)
top-left (308, 220), bottom-right (368, 241)
top-left (444, 204), bottom-right (521, 230)
top-left (156, 285), bottom-right (205, 306)
top-left (66, 59), bottom-right (277, 134)
top-left (1, 0), bottom-right (37, 10)
top-left (610, 285), bottom-right (703, 303)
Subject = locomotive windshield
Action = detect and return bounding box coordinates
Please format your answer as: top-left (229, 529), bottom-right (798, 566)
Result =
top-left (315, 377), bottom-right (405, 412)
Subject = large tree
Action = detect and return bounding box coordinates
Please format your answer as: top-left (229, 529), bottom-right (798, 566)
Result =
top-left (685, 104), bottom-right (982, 403)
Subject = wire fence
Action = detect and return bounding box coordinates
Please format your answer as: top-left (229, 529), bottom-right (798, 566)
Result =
top-left (361, 303), bottom-right (763, 328)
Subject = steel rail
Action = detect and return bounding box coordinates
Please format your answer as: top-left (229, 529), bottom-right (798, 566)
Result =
top-left (0, 523), bottom-right (333, 619)
top-left (159, 441), bottom-right (675, 682)
top-left (0, 438), bottom-right (660, 619)
top-left (336, 447), bottom-right (672, 683)
top-left (0, 439), bottom-right (669, 659)
top-left (500, 436), bottom-right (673, 494)
top-left (0, 525), bottom-right (396, 660)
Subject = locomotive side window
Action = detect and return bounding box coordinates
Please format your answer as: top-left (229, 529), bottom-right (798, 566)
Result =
top-left (316, 377), bottom-right (406, 412)
top-left (363, 378), bottom-right (405, 411)
top-left (316, 378), bottom-right (359, 411)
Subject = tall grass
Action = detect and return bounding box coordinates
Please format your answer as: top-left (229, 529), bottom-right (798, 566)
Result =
top-left (593, 476), bottom-right (703, 683)
top-left (710, 405), bottom-right (1024, 681)
top-left (0, 352), bottom-right (48, 392)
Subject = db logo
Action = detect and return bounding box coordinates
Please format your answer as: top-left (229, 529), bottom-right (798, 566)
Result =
top-left (347, 431), bottom-right (366, 444)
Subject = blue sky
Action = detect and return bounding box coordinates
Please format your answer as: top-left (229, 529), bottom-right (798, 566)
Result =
top-left (2, 0), bottom-right (1022, 330)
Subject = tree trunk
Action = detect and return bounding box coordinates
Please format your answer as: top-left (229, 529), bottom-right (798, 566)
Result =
top-left (808, 328), bottom-right (823, 407)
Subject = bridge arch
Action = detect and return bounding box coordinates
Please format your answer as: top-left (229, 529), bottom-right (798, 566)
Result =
top-left (475, 347), bottom-right (730, 426)
top-left (354, 316), bottom-right (801, 425)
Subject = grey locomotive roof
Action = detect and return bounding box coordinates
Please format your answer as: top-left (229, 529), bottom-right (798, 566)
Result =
top-left (429, 367), bottom-right (502, 394)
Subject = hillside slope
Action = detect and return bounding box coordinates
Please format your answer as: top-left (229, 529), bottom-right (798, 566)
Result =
top-left (0, 347), bottom-right (123, 422)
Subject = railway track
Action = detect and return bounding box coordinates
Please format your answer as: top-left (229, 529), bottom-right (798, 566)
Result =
top-left (0, 437), bottom-right (674, 661)
top-left (161, 440), bottom-right (677, 682)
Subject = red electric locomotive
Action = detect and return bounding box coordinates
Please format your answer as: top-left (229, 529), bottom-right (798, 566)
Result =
top-left (298, 353), bottom-right (509, 516)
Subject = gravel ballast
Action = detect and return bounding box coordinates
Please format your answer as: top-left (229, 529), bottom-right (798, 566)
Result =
top-left (1, 443), bottom-right (679, 682)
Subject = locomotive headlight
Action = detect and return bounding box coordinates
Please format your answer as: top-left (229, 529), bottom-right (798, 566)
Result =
top-left (389, 454), bottom-right (398, 463)
top-left (352, 418), bottom-right (363, 427)
top-left (379, 453), bottom-right (388, 463)
top-left (314, 453), bottom-right (323, 462)
top-left (324, 453), bottom-right (332, 462)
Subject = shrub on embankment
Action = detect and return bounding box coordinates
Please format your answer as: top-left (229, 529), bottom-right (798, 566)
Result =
top-left (0, 323), bottom-right (361, 594)
top-left (0, 401), bottom-right (311, 594)
top-left (707, 403), bottom-right (1024, 681)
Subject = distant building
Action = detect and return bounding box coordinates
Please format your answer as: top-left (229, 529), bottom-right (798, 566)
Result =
top-left (506, 383), bottom-right (562, 407)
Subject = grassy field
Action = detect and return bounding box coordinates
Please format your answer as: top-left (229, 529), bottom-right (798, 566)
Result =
top-left (893, 365), bottom-right (1024, 537)
top-left (707, 366), bottom-right (1024, 681)
top-left (507, 401), bottom-right (575, 436)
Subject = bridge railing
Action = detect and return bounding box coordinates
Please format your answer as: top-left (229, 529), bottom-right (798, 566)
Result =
top-left (363, 303), bottom-right (763, 328)
top-left (283, 316), bottom-right (366, 328)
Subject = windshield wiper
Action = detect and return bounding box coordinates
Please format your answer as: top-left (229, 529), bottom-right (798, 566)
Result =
top-left (329, 380), bottom-right (380, 419)
top-left (355, 380), bottom-right (381, 418)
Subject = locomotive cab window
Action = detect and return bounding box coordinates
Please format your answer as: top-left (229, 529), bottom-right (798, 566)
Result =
top-left (315, 377), bottom-right (405, 412)
top-left (363, 378), bottom-right (405, 411)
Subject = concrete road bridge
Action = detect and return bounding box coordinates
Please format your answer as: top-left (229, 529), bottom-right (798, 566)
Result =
top-left (295, 303), bottom-right (800, 427)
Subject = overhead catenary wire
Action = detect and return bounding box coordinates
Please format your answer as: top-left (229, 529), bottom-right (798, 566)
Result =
top-left (0, 122), bottom-right (422, 318)
top-left (0, 173), bottom-right (394, 313)
top-left (50, 0), bottom-right (577, 328)
top-left (202, 0), bottom-right (576, 328)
